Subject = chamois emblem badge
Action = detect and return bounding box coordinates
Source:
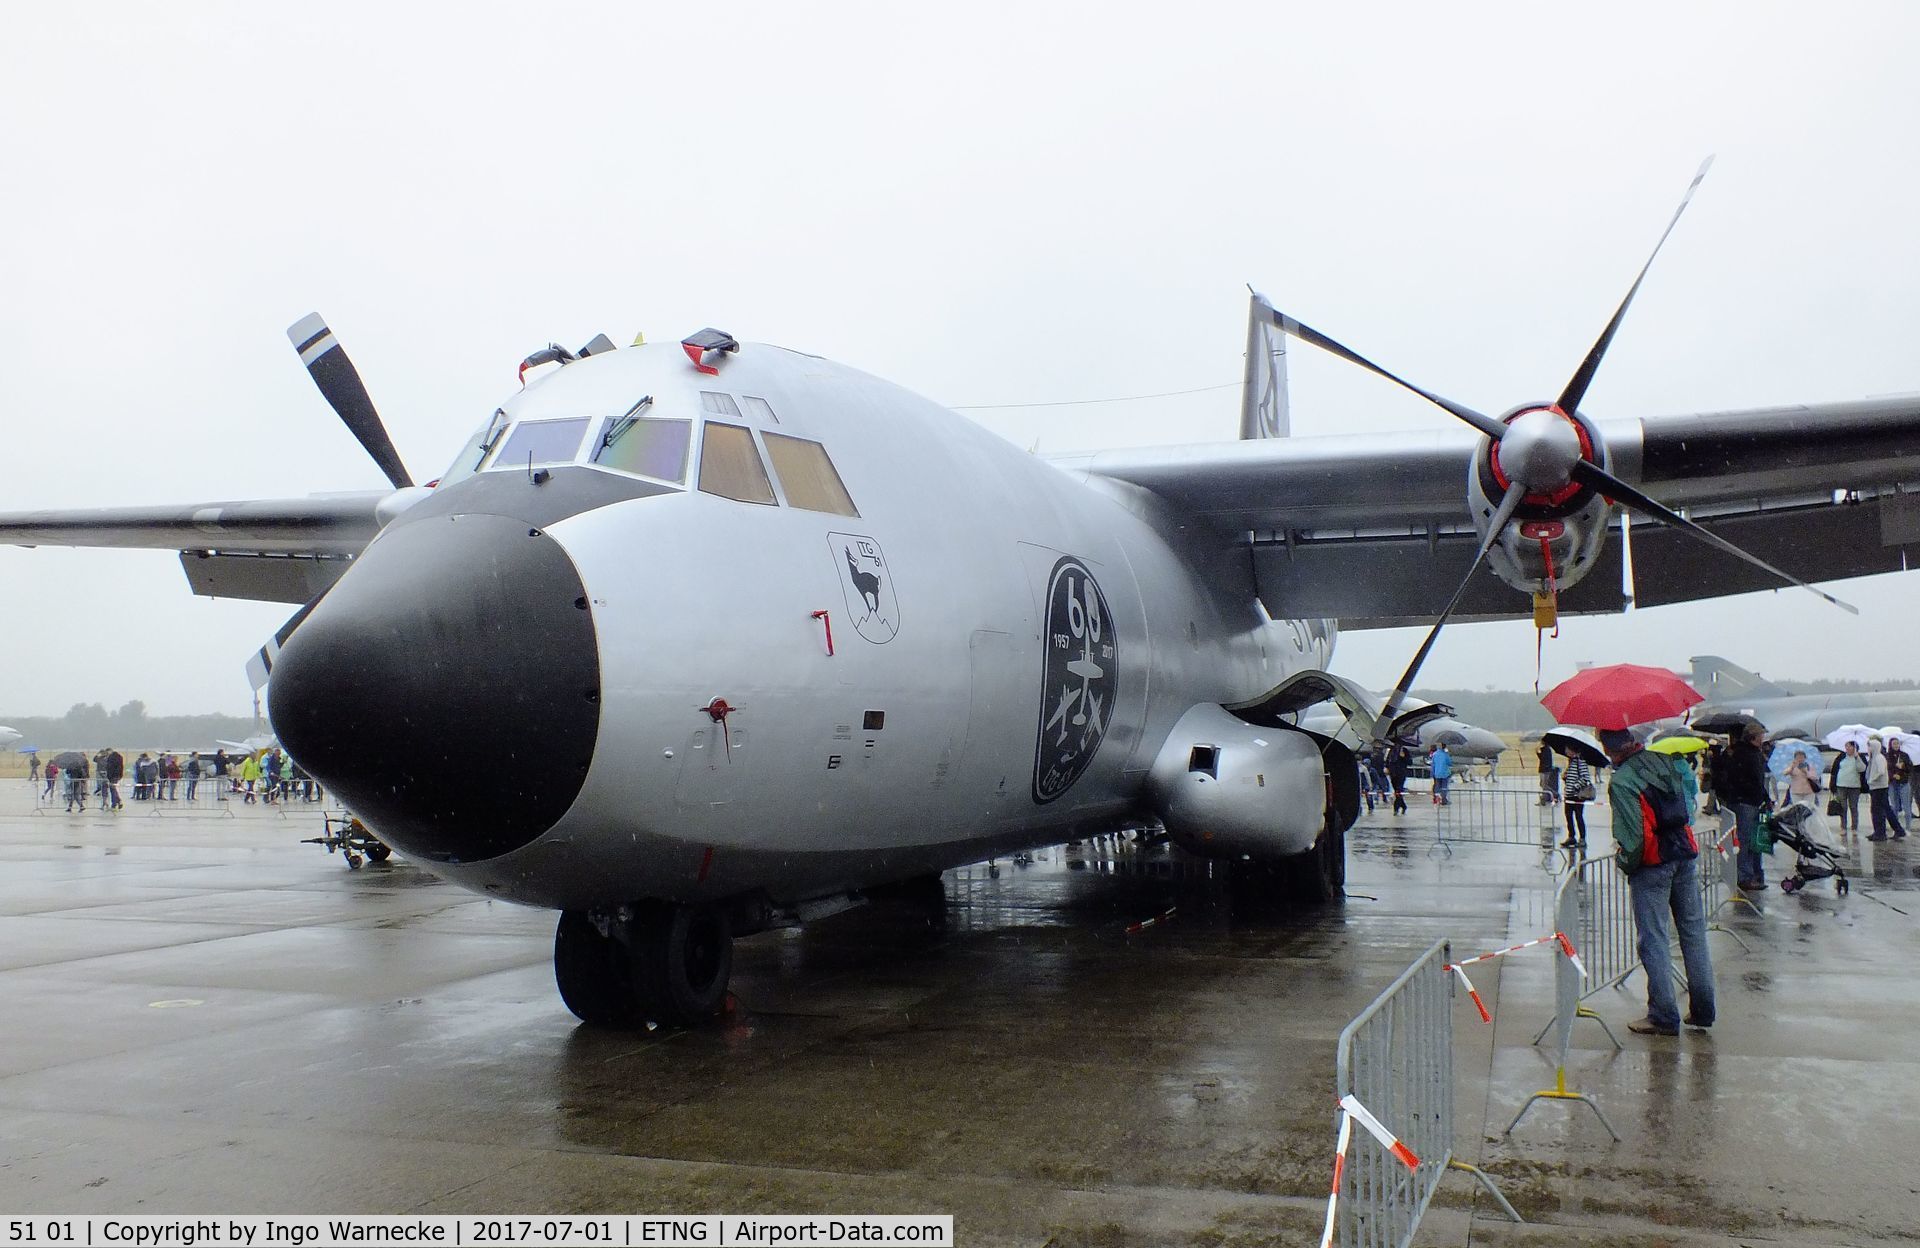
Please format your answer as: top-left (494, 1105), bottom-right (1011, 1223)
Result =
top-left (829, 533), bottom-right (899, 643)
top-left (1033, 556), bottom-right (1117, 803)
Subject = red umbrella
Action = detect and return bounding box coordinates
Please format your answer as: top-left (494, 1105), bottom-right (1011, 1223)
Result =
top-left (1541, 664), bottom-right (1703, 730)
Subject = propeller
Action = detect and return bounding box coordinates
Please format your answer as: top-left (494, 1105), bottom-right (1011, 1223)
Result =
top-left (1267, 159), bottom-right (1856, 732)
top-left (1556, 157), bottom-right (1714, 416)
top-left (1376, 483), bottom-right (1526, 729)
top-left (245, 594), bottom-right (325, 693)
top-left (287, 313), bottom-right (414, 489)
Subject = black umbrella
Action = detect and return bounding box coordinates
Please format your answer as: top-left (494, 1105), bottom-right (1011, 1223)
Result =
top-left (1690, 711), bottom-right (1764, 736)
top-left (50, 750), bottom-right (88, 771)
top-left (1543, 727), bottom-right (1609, 769)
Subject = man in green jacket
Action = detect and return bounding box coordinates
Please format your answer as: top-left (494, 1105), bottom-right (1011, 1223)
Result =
top-left (1602, 727), bottom-right (1716, 1037)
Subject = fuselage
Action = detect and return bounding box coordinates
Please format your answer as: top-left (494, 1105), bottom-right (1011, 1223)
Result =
top-left (1695, 692), bottom-right (1920, 742)
top-left (269, 340), bottom-right (1336, 910)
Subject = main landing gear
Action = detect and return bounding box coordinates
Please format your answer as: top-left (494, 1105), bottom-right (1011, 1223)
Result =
top-left (554, 901), bottom-right (734, 1028)
top-left (1228, 821), bottom-right (1347, 910)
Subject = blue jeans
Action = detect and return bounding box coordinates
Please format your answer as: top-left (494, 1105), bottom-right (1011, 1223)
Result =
top-left (1890, 779), bottom-right (1911, 821)
top-left (1731, 801), bottom-right (1764, 886)
top-left (1630, 856), bottom-right (1716, 1029)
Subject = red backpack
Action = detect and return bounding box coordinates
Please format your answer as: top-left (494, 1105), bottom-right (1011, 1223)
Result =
top-left (1637, 771), bottom-right (1698, 866)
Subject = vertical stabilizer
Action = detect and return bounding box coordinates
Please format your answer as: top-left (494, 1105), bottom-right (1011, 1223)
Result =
top-left (1690, 655), bottom-right (1790, 700)
top-left (1240, 291), bottom-right (1290, 440)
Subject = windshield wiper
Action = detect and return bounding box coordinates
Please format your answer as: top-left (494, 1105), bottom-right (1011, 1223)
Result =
top-left (471, 408), bottom-right (509, 470)
top-left (593, 395), bottom-right (654, 462)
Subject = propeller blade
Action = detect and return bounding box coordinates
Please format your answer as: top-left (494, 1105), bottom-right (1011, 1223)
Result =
top-left (1264, 305), bottom-right (1509, 441)
top-left (1556, 156), bottom-right (1715, 416)
top-left (1377, 483), bottom-right (1530, 731)
top-left (245, 595), bottom-right (326, 693)
top-left (1568, 459), bottom-right (1857, 614)
top-left (287, 313), bottom-right (414, 489)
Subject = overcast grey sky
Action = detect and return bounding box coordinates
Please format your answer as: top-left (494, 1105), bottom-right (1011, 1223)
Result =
top-left (4, 2), bottom-right (1919, 715)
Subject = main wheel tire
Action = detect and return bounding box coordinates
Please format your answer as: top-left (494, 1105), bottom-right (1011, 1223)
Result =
top-left (365, 844), bottom-right (392, 863)
top-left (555, 910), bottom-right (640, 1027)
top-left (1229, 823), bottom-right (1346, 912)
top-left (1325, 820), bottom-right (1347, 891)
top-left (631, 901), bottom-right (734, 1026)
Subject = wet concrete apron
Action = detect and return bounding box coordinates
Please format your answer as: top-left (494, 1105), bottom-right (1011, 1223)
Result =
top-left (0, 783), bottom-right (1915, 1245)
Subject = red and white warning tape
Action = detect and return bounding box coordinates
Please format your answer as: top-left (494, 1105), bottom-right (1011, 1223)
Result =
top-left (1318, 1095), bottom-right (1420, 1248)
top-left (1449, 932), bottom-right (1560, 968)
top-left (1554, 929), bottom-right (1587, 980)
top-left (1316, 1107), bottom-right (1355, 1248)
top-left (1341, 1092), bottom-right (1421, 1170)
top-left (1125, 906), bottom-right (1178, 935)
top-left (1445, 930), bottom-right (1586, 1023)
top-left (1449, 962), bottom-right (1492, 1024)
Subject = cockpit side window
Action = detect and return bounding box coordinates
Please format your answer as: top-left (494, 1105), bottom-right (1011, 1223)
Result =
top-left (487, 417), bottom-right (591, 470)
top-left (438, 409), bottom-right (509, 488)
top-left (740, 396), bottom-right (779, 424)
top-left (697, 422), bottom-right (777, 505)
top-left (593, 416), bottom-right (691, 484)
top-left (763, 432), bottom-right (859, 517)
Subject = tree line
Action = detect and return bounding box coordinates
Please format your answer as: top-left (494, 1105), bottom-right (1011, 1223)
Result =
top-left (2, 701), bottom-right (258, 751)
top-left (1417, 677), bottom-right (1920, 732)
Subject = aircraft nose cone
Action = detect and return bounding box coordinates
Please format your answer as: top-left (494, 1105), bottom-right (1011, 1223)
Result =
top-left (268, 513), bottom-right (600, 864)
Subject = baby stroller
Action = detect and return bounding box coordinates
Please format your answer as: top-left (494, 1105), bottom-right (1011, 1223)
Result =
top-left (1767, 802), bottom-right (1849, 896)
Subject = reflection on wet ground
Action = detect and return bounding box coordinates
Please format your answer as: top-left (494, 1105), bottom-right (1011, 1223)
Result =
top-left (0, 784), bottom-right (1915, 1245)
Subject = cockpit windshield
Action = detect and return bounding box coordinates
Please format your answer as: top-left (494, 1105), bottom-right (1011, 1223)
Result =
top-left (443, 396), bottom-right (840, 511)
top-left (592, 414), bottom-right (691, 483)
top-left (489, 417), bottom-right (592, 469)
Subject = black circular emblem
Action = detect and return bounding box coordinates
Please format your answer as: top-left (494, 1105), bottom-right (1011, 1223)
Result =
top-left (1033, 556), bottom-right (1117, 804)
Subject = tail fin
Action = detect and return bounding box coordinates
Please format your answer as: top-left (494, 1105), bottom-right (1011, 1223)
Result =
top-left (1240, 290), bottom-right (1290, 439)
top-left (1690, 655), bottom-right (1789, 700)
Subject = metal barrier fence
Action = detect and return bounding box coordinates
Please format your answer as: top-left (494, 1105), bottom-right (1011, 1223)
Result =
top-left (29, 769), bottom-right (324, 817)
top-left (1509, 864), bottom-right (1620, 1140)
top-left (1701, 810), bottom-right (1758, 939)
top-left (1549, 817), bottom-right (1750, 1015)
top-left (1565, 850), bottom-right (1638, 1000)
top-left (1333, 940), bottom-right (1520, 1247)
top-left (1514, 818), bottom-right (1754, 1138)
top-left (1431, 783), bottom-right (1577, 848)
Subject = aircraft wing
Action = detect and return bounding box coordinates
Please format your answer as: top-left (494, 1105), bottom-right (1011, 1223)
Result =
top-left (1058, 396), bottom-right (1920, 627)
top-left (0, 491), bottom-right (395, 603)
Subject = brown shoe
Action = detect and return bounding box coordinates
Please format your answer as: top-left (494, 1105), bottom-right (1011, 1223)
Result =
top-left (1628, 1017), bottom-right (1678, 1036)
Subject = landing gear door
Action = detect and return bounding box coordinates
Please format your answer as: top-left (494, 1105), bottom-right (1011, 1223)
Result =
top-left (1224, 669), bottom-right (1451, 743)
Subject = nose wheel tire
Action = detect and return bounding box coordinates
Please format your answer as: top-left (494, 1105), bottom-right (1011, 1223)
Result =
top-left (555, 902), bottom-right (734, 1029)
top-left (555, 910), bottom-right (640, 1027)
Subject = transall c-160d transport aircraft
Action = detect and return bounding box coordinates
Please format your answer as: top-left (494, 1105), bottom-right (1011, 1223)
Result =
top-left (4, 164), bottom-right (1919, 1027)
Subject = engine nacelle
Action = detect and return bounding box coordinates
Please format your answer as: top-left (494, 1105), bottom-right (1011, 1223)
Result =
top-left (1479, 488), bottom-right (1611, 595)
top-left (1146, 704), bottom-right (1348, 860)
top-left (1468, 404), bottom-right (1613, 596)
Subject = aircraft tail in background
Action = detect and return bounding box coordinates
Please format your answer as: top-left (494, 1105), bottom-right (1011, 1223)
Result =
top-left (1691, 655), bottom-right (1791, 701)
top-left (1240, 290), bottom-right (1290, 440)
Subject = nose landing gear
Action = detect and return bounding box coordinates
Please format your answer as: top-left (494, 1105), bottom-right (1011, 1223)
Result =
top-left (555, 901), bottom-right (734, 1028)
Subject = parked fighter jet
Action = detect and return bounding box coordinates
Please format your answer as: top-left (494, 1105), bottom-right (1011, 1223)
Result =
top-left (1689, 656), bottom-right (1920, 741)
top-left (4, 165), bottom-right (1919, 1027)
top-left (1296, 695), bottom-right (1506, 761)
top-left (216, 733), bottom-right (279, 755)
top-left (0, 726), bottom-right (21, 752)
